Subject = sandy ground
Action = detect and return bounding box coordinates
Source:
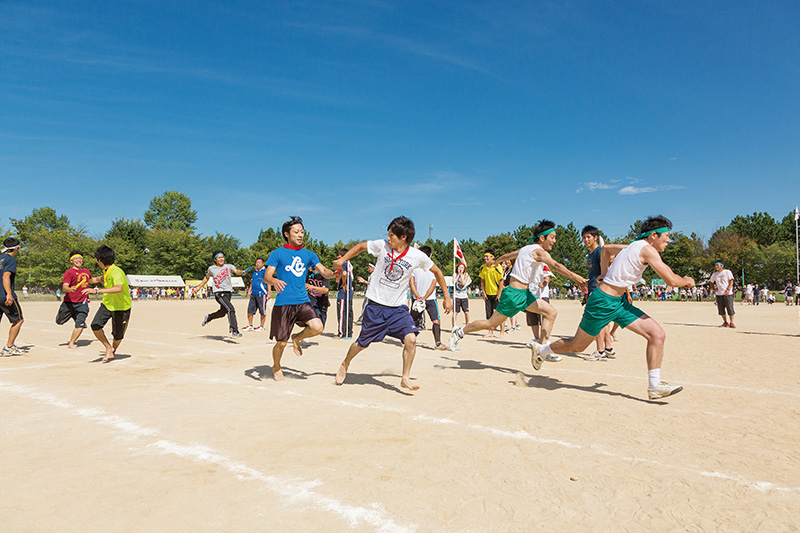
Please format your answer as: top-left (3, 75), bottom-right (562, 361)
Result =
top-left (1, 297), bottom-right (798, 532)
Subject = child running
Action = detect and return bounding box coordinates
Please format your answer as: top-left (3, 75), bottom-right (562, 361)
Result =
top-left (530, 215), bottom-right (695, 400)
top-left (332, 216), bottom-right (453, 391)
top-left (449, 220), bottom-right (587, 356)
top-left (55, 250), bottom-right (93, 349)
top-left (264, 216), bottom-right (335, 381)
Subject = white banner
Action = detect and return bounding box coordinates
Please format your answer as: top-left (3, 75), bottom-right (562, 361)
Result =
top-left (127, 275), bottom-right (185, 287)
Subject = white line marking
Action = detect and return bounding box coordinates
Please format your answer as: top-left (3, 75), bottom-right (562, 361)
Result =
top-left (0, 380), bottom-right (414, 532)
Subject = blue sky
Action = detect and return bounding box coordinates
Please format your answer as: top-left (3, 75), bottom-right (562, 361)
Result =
top-left (2, 1), bottom-right (798, 247)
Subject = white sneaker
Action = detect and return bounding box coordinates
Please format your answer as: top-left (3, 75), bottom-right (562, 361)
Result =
top-left (201, 314), bottom-right (209, 327)
top-left (545, 354), bottom-right (562, 362)
top-left (254, 326), bottom-right (264, 332)
top-left (584, 350), bottom-right (607, 361)
top-left (530, 342), bottom-right (545, 371)
top-left (242, 325), bottom-right (254, 331)
top-left (1, 345), bottom-right (22, 356)
top-left (604, 348), bottom-right (616, 359)
top-left (448, 328), bottom-right (463, 351)
top-left (648, 382), bottom-right (683, 400)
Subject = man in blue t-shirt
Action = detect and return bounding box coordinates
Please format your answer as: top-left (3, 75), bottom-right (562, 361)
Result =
top-left (581, 225), bottom-right (616, 361)
top-left (265, 216), bottom-right (335, 381)
top-left (0, 238), bottom-right (24, 356)
top-left (244, 257), bottom-right (271, 332)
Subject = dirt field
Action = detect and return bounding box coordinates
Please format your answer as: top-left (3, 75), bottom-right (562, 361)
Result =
top-left (1, 298), bottom-right (798, 531)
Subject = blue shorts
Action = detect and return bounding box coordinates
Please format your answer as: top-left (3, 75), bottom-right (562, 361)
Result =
top-left (356, 301), bottom-right (418, 348)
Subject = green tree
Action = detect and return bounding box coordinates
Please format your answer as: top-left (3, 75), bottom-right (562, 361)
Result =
top-left (660, 232), bottom-right (703, 283)
top-left (146, 229), bottom-right (207, 279)
top-left (549, 223), bottom-right (585, 287)
top-left (728, 212), bottom-right (780, 247)
top-left (759, 242), bottom-right (795, 288)
top-left (104, 218), bottom-right (148, 274)
top-left (777, 211), bottom-right (798, 243)
top-left (706, 228), bottom-right (754, 283)
top-left (10, 207), bottom-right (72, 242)
top-left (143, 191), bottom-right (198, 232)
top-left (204, 233), bottom-right (246, 269)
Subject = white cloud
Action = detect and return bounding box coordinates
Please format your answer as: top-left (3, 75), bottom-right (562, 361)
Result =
top-left (619, 185), bottom-right (685, 195)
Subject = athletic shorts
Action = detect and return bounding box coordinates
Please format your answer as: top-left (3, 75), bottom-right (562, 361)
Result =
top-left (248, 294), bottom-right (269, 315)
top-left (270, 303), bottom-right (319, 342)
top-left (525, 297), bottom-right (550, 326)
top-left (356, 301), bottom-right (418, 348)
top-left (715, 294), bottom-right (735, 316)
top-left (91, 303), bottom-right (131, 341)
top-left (0, 297), bottom-right (23, 324)
top-left (56, 301), bottom-right (89, 328)
top-left (579, 289), bottom-right (644, 337)
top-left (454, 298), bottom-right (469, 313)
top-left (495, 286), bottom-right (538, 318)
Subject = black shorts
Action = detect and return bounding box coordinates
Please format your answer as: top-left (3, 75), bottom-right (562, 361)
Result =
top-left (454, 298), bottom-right (469, 313)
top-left (525, 297), bottom-right (549, 326)
top-left (56, 301), bottom-right (89, 328)
top-left (91, 303), bottom-right (131, 341)
top-left (715, 294), bottom-right (735, 316)
top-left (270, 303), bottom-right (319, 342)
top-left (0, 297), bottom-right (23, 324)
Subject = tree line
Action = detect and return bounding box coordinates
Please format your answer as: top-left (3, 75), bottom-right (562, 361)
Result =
top-left (3, 191), bottom-right (798, 291)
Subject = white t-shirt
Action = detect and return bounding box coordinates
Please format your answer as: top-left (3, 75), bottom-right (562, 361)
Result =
top-left (709, 269), bottom-right (734, 296)
top-left (531, 265), bottom-right (552, 298)
top-left (366, 240), bottom-right (434, 307)
top-left (411, 268), bottom-right (436, 301)
top-left (509, 244), bottom-right (544, 286)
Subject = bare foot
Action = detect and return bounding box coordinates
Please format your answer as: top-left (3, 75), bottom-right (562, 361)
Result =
top-left (482, 333), bottom-right (494, 338)
top-left (400, 377), bottom-right (420, 391)
top-left (334, 364), bottom-right (348, 385)
top-left (273, 368), bottom-right (285, 381)
top-left (102, 347), bottom-right (115, 363)
top-left (68, 344), bottom-right (77, 350)
top-left (291, 334), bottom-right (303, 356)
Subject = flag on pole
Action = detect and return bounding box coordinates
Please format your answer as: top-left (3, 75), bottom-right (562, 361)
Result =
top-left (795, 205), bottom-right (799, 221)
top-left (453, 238), bottom-right (466, 264)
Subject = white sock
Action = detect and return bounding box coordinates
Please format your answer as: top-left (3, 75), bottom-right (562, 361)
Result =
top-left (648, 369), bottom-right (661, 389)
top-left (539, 343), bottom-right (554, 356)
top-left (457, 327), bottom-right (464, 338)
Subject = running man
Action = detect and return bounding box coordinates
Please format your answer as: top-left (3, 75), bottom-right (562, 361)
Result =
top-left (82, 245), bottom-right (132, 363)
top-left (332, 216), bottom-right (453, 391)
top-left (449, 220), bottom-right (587, 356)
top-left (0, 238), bottom-right (24, 356)
top-left (582, 225), bottom-right (616, 360)
top-left (193, 251), bottom-right (247, 337)
top-left (709, 260), bottom-right (735, 328)
top-left (409, 245), bottom-right (447, 350)
top-left (264, 216), bottom-right (335, 381)
top-left (531, 216), bottom-right (695, 400)
top-left (56, 250), bottom-right (93, 349)
top-left (244, 257), bottom-right (270, 331)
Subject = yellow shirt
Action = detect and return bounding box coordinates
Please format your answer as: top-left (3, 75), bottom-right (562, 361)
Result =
top-left (103, 264), bottom-right (132, 311)
top-left (479, 265), bottom-right (504, 296)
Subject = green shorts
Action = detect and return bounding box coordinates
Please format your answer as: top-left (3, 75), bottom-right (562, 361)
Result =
top-left (579, 289), bottom-right (645, 336)
top-left (495, 286), bottom-right (538, 317)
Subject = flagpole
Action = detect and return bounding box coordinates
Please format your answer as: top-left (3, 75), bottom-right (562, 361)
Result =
top-left (452, 238), bottom-right (456, 329)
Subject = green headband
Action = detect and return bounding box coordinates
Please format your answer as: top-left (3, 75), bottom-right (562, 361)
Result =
top-left (638, 227), bottom-right (670, 240)
top-left (531, 228), bottom-right (555, 242)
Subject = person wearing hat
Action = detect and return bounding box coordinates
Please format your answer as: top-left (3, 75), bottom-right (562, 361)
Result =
top-left (709, 260), bottom-right (735, 328)
top-left (0, 237), bottom-right (24, 356)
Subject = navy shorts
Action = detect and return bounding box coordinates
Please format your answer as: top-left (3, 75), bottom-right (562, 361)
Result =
top-left (248, 294), bottom-right (268, 315)
top-left (356, 301), bottom-right (418, 348)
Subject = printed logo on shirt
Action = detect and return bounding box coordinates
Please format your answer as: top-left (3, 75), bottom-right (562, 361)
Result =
top-left (213, 268), bottom-right (230, 288)
top-left (285, 256), bottom-right (306, 277)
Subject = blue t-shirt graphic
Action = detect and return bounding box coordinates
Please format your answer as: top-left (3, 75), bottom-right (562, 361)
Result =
top-left (266, 246), bottom-right (320, 306)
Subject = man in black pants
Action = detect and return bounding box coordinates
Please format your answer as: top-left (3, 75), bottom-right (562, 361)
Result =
top-left (193, 251), bottom-right (247, 337)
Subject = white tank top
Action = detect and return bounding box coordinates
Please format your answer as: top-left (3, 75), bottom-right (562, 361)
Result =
top-left (604, 240), bottom-right (648, 288)
top-left (509, 244), bottom-right (544, 286)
